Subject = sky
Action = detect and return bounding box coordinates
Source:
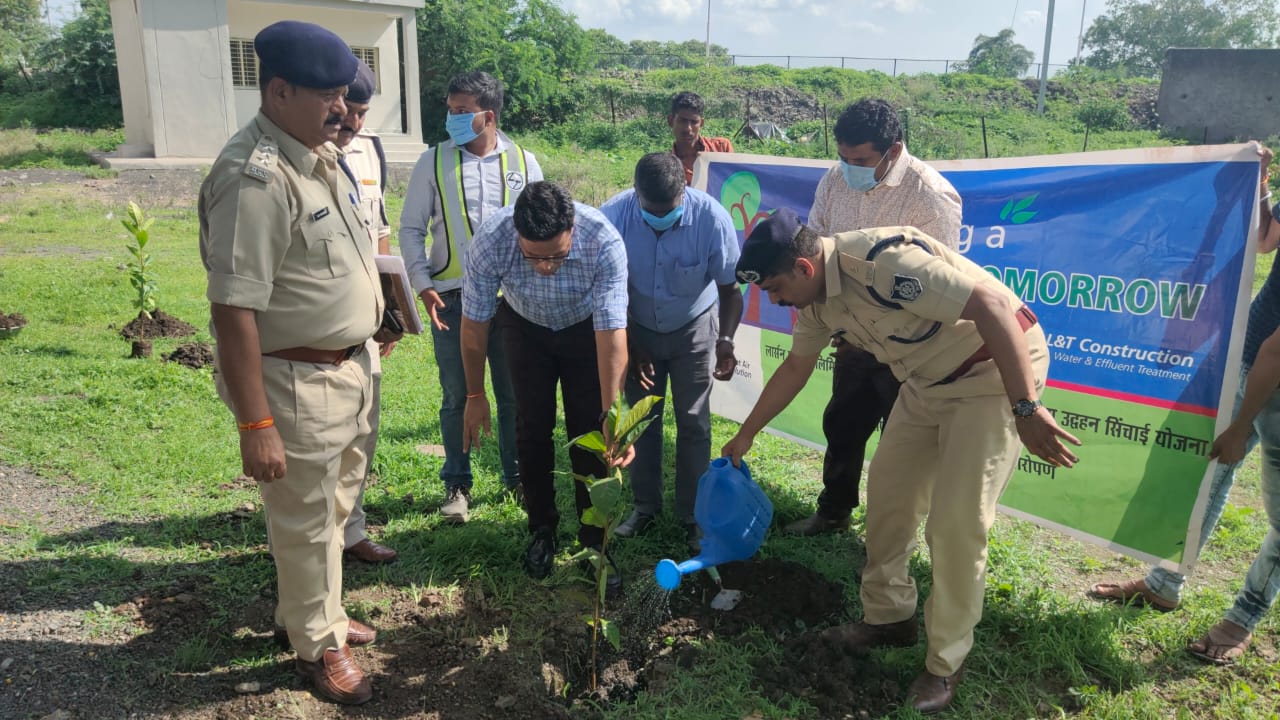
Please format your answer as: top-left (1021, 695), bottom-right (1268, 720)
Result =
top-left (47, 0), bottom-right (1108, 75)
top-left (561, 0), bottom-right (1109, 75)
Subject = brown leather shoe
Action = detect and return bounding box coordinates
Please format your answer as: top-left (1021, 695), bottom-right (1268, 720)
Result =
top-left (275, 618), bottom-right (377, 649)
top-left (344, 538), bottom-right (398, 564)
top-left (784, 511), bottom-right (851, 536)
top-left (295, 645), bottom-right (372, 705)
top-left (907, 666), bottom-right (964, 714)
top-left (820, 618), bottom-right (918, 651)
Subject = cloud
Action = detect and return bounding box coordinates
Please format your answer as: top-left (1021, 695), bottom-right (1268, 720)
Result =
top-left (562, 0), bottom-right (698, 26)
top-left (873, 0), bottom-right (923, 12)
top-left (1020, 10), bottom-right (1045, 27)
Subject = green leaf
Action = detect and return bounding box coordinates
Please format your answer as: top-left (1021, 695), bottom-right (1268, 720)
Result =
top-left (570, 472), bottom-right (598, 486)
top-left (999, 199), bottom-right (1014, 221)
top-left (601, 618), bottom-right (621, 651)
top-left (587, 475), bottom-right (623, 515)
top-left (567, 430), bottom-right (607, 454)
top-left (616, 395), bottom-right (662, 442)
top-left (1012, 193), bottom-right (1038, 213)
top-left (1010, 210), bottom-right (1038, 224)
top-left (581, 506), bottom-right (608, 528)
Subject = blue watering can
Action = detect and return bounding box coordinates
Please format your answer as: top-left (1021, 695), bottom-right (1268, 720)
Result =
top-left (654, 457), bottom-right (773, 591)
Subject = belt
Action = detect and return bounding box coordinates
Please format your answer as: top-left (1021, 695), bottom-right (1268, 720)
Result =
top-left (264, 343), bottom-right (365, 366)
top-left (935, 306), bottom-right (1038, 385)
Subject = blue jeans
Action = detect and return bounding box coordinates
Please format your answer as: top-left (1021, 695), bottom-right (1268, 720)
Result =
top-left (430, 290), bottom-right (519, 491)
top-left (1146, 366), bottom-right (1280, 633)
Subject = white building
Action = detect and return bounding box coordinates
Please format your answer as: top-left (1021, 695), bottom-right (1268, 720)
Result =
top-left (106, 0), bottom-right (427, 166)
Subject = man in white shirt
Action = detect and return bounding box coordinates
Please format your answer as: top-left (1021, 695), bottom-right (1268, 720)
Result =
top-left (400, 72), bottom-right (542, 522)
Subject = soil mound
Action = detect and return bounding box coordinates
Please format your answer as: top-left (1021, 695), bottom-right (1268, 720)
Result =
top-left (119, 309), bottom-right (195, 340)
top-left (164, 341), bottom-right (214, 369)
top-left (0, 311), bottom-right (27, 329)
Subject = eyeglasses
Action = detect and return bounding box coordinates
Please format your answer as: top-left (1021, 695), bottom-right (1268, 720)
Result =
top-left (521, 251), bottom-right (570, 268)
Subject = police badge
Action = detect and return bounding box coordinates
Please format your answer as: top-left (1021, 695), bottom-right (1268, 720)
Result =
top-left (890, 274), bottom-right (923, 301)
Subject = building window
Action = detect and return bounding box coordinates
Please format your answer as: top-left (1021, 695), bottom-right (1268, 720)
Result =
top-left (229, 38), bottom-right (257, 88)
top-left (350, 46), bottom-right (380, 94)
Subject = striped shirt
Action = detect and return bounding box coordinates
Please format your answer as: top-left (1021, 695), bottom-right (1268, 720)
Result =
top-left (808, 148), bottom-right (962, 249)
top-left (462, 202), bottom-right (629, 332)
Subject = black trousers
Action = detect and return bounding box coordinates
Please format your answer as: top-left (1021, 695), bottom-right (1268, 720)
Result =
top-left (817, 344), bottom-right (901, 518)
top-left (496, 303), bottom-right (607, 546)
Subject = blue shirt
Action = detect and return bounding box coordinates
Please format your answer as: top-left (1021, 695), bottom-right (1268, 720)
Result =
top-left (462, 202), bottom-right (629, 332)
top-left (599, 187), bottom-right (740, 333)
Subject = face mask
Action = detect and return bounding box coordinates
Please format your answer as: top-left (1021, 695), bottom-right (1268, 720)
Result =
top-left (839, 150), bottom-right (892, 192)
top-left (445, 111), bottom-right (480, 146)
top-left (642, 204), bottom-right (684, 232)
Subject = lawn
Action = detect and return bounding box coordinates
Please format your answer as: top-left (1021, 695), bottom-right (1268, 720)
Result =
top-left (1, 145), bottom-right (1278, 719)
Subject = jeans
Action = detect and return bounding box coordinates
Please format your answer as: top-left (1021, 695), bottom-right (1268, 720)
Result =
top-left (430, 290), bottom-right (519, 491)
top-left (1145, 366), bottom-right (1280, 634)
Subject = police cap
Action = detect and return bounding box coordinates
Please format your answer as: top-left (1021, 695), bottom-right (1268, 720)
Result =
top-left (254, 21), bottom-right (358, 90)
top-left (735, 207), bottom-right (805, 285)
top-left (345, 60), bottom-right (376, 105)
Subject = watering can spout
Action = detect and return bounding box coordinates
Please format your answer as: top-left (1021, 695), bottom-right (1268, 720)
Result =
top-left (653, 457), bottom-right (773, 591)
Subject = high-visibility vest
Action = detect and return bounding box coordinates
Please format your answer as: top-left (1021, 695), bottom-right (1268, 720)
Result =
top-left (431, 140), bottom-right (530, 280)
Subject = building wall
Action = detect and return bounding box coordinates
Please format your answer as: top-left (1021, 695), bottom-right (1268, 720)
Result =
top-left (1157, 49), bottom-right (1280, 144)
top-left (228, 1), bottom-right (403, 132)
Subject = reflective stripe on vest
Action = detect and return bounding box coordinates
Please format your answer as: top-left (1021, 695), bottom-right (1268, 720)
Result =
top-left (431, 141), bottom-right (530, 280)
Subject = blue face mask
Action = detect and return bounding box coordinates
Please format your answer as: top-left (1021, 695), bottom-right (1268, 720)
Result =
top-left (839, 150), bottom-right (892, 192)
top-left (642, 204), bottom-right (684, 232)
top-left (445, 111), bottom-right (480, 146)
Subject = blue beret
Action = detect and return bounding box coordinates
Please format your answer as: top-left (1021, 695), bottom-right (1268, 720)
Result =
top-left (254, 21), bottom-right (358, 89)
top-left (736, 207), bottom-right (804, 284)
top-left (345, 60), bottom-right (376, 105)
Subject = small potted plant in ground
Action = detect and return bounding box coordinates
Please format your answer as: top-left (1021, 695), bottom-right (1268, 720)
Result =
top-left (117, 201), bottom-right (195, 356)
top-left (0, 311), bottom-right (28, 339)
top-left (566, 393), bottom-right (662, 692)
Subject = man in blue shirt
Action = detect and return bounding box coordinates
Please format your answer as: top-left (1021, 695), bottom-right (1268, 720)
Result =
top-left (600, 153), bottom-right (743, 552)
top-left (459, 182), bottom-right (631, 591)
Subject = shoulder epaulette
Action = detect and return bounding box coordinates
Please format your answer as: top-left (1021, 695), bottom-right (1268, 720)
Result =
top-left (243, 136), bottom-right (277, 183)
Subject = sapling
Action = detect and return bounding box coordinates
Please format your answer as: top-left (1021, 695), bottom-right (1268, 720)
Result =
top-left (121, 201), bottom-right (157, 320)
top-left (566, 392), bottom-right (662, 690)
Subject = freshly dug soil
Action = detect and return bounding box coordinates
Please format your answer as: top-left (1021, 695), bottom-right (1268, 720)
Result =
top-left (119, 309), bottom-right (195, 340)
top-left (0, 311), bottom-right (27, 329)
top-left (164, 342), bottom-right (214, 369)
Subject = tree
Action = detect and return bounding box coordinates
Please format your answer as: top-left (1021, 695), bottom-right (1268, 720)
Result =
top-left (955, 28), bottom-right (1035, 78)
top-left (1082, 0), bottom-right (1280, 77)
top-left (0, 0), bottom-right (49, 89)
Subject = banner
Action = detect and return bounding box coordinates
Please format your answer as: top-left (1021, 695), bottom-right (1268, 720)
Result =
top-left (695, 145), bottom-right (1261, 572)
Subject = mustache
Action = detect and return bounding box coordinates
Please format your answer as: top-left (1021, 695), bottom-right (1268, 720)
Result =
top-left (325, 114), bottom-right (343, 126)
top-left (339, 125), bottom-right (356, 134)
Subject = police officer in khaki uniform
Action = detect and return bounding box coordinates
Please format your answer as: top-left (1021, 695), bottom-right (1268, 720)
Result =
top-left (199, 21), bottom-right (392, 706)
top-left (722, 209), bottom-right (1081, 714)
top-left (334, 59), bottom-right (399, 564)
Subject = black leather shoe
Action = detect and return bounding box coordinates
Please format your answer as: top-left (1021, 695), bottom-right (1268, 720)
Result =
top-left (907, 666), bottom-right (964, 714)
top-left (614, 510), bottom-right (655, 538)
top-left (524, 527), bottom-right (557, 579)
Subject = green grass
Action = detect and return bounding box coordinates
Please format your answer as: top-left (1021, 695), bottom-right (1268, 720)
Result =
top-left (0, 126), bottom-right (122, 174)
top-left (1, 142), bottom-right (1279, 719)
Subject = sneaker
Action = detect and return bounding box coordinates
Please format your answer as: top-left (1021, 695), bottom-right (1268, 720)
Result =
top-left (614, 510), bottom-right (655, 538)
top-left (524, 527), bottom-right (557, 579)
top-left (440, 487), bottom-right (471, 523)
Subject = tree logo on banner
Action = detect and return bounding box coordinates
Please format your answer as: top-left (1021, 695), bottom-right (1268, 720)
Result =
top-left (720, 170), bottom-right (794, 333)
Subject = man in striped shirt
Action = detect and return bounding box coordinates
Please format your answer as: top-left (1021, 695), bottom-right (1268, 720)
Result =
top-left (459, 182), bottom-right (631, 593)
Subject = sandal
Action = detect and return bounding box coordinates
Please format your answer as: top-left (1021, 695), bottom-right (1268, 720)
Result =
top-left (1087, 578), bottom-right (1178, 613)
top-left (1188, 620), bottom-right (1252, 665)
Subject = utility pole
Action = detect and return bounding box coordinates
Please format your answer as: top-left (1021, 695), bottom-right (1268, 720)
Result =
top-left (705, 0), bottom-right (712, 66)
top-left (1076, 0), bottom-right (1087, 64)
top-left (1036, 0), bottom-right (1055, 115)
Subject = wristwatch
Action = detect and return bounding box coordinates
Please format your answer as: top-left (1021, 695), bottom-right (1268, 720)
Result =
top-left (716, 335), bottom-right (734, 347)
top-left (1011, 398), bottom-right (1043, 418)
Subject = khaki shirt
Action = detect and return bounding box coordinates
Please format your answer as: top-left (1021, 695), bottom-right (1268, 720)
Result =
top-left (342, 131), bottom-right (389, 242)
top-left (199, 112), bottom-right (383, 353)
top-left (791, 226), bottom-right (1026, 386)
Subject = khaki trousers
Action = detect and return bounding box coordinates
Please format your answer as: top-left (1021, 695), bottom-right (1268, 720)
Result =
top-left (219, 351), bottom-right (373, 661)
top-left (861, 326), bottom-right (1048, 676)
